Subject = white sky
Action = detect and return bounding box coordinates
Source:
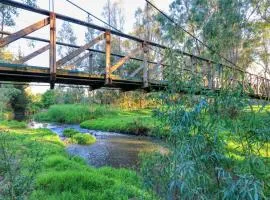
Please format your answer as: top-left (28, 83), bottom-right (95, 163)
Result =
top-left (6, 0), bottom-right (172, 94)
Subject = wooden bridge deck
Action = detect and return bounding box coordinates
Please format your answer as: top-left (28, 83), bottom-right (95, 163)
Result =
top-left (0, 62), bottom-right (165, 91)
top-left (0, 0), bottom-right (269, 100)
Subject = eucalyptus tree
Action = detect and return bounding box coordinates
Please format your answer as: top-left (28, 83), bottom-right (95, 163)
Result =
top-left (0, 0), bottom-right (37, 36)
top-left (101, 0), bottom-right (126, 77)
top-left (57, 21), bottom-right (77, 59)
top-left (158, 0), bottom-right (251, 67)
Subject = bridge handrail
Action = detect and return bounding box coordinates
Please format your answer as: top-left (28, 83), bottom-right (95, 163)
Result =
top-left (1, 0), bottom-right (270, 86)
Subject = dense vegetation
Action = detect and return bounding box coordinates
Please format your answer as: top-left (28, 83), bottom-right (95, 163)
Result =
top-left (35, 104), bottom-right (160, 136)
top-left (0, 0), bottom-right (269, 199)
top-left (139, 49), bottom-right (270, 199)
top-left (63, 128), bottom-right (96, 145)
top-left (0, 121), bottom-right (155, 200)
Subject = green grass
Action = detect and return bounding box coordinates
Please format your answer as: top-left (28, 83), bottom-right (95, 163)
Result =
top-left (63, 128), bottom-right (96, 145)
top-left (34, 104), bottom-right (162, 136)
top-left (34, 104), bottom-right (118, 124)
top-left (80, 109), bottom-right (161, 136)
top-left (71, 133), bottom-right (96, 145)
top-left (63, 128), bottom-right (79, 137)
top-left (0, 120), bottom-right (27, 128)
top-left (0, 122), bottom-right (156, 200)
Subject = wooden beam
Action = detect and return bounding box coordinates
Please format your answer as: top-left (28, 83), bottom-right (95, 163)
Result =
top-left (89, 53), bottom-right (93, 74)
top-left (105, 31), bottom-right (111, 84)
top-left (72, 52), bottom-right (92, 66)
top-left (56, 33), bottom-right (105, 67)
top-left (17, 44), bottom-right (50, 64)
top-left (49, 12), bottom-right (56, 89)
top-left (0, 17), bottom-right (50, 47)
top-left (143, 44), bottom-right (149, 88)
top-left (110, 45), bottom-right (142, 73)
top-left (129, 65), bottom-right (144, 78)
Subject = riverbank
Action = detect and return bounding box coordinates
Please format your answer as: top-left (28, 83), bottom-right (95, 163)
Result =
top-left (0, 121), bottom-right (156, 200)
top-left (35, 104), bottom-right (164, 137)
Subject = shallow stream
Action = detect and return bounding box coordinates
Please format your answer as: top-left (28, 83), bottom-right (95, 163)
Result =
top-left (29, 122), bottom-right (165, 169)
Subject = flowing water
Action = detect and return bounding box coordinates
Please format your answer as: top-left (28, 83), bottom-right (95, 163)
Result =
top-left (29, 122), bottom-right (165, 169)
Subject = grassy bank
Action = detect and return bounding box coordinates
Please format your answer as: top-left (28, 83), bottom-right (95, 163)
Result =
top-left (35, 104), bottom-right (162, 136)
top-left (34, 104), bottom-right (118, 124)
top-left (80, 109), bottom-right (161, 136)
top-left (0, 121), bottom-right (156, 200)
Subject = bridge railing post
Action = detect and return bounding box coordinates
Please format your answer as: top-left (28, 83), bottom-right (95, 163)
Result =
top-left (49, 12), bottom-right (56, 89)
top-left (143, 42), bottom-right (149, 88)
top-left (89, 53), bottom-right (93, 75)
top-left (105, 30), bottom-right (111, 85)
top-left (256, 76), bottom-right (259, 95)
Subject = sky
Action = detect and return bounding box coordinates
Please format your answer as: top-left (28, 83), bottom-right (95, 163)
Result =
top-left (6, 0), bottom-right (172, 93)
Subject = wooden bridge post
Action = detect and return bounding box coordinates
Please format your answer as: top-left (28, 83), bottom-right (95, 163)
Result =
top-left (256, 76), bottom-right (259, 95)
top-left (207, 61), bottom-right (212, 89)
top-left (89, 53), bottom-right (93, 75)
top-left (105, 30), bottom-right (111, 85)
top-left (49, 12), bottom-right (56, 89)
top-left (143, 42), bottom-right (149, 88)
top-left (241, 72), bottom-right (245, 92)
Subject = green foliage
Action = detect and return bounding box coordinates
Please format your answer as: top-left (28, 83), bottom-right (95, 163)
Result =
top-left (63, 128), bottom-right (96, 145)
top-left (35, 104), bottom-right (105, 124)
top-left (80, 109), bottom-right (159, 136)
top-left (71, 133), bottom-right (96, 145)
top-left (41, 90), bottom-right (56, 109)
top-left (0, 85), bottom-right (21, 120)
top-left (63, 128), bottom-right (79, 137)
top-left (10, 85), bottom-right (29, 121)
top-left (0, 123), bottom-right (156, 200)
top-left (0, 120), bottom-right (27, 129)
top-left (140, 52), bottom-right (269, 199)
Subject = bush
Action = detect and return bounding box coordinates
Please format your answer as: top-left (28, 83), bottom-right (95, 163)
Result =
top-left (0, 120), bottom-right (27, 128)
top-left (63, 128), bottom-right (96, 145)
top-left (63, 128), bottom-right (79, 137)
top-left (71, 133), bottom-right (96, 145)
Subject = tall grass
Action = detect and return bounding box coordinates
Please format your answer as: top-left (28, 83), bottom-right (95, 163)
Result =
top-left (35, 104), bottom-right (118, 124)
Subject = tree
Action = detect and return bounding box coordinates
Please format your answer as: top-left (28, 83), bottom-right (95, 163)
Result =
top-left (0, 0), bottom-right (37, 37)
top-left (61, 87), bottom-right (86, 104)
top-left (0, 85), bottom-right (20, 120)
top-left (10, 85), bottom-right (29, 121)
top-left (41, 90), bottom-right (56, 108)
top-left (102, 0), bottom-right (125, 53)
top-left (132, 3), bottom-right (164, 80)
top-left (57, 21), bottom-right (77, 59)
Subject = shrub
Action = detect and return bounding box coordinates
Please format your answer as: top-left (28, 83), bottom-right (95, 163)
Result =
top-left (71, 133), bottom-right (96, 145)
top-left (63, 128), bottom-right (79, 137)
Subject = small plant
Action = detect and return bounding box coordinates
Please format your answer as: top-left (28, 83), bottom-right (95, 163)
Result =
top-left (63, 128), bottom-right (96, 145)
top-left (63, 128), bottom-right (79, 137)
top-left (71, 133), bottom-right (96, 145)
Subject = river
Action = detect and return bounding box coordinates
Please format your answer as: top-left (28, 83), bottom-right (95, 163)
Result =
top-left (29, 122), bottom-right (165, 169)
